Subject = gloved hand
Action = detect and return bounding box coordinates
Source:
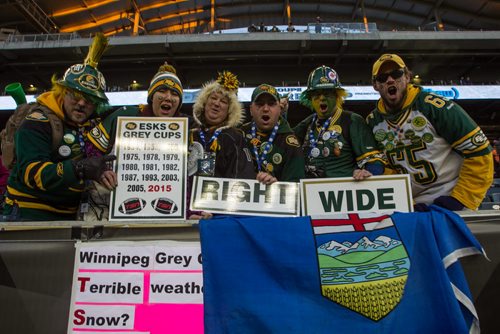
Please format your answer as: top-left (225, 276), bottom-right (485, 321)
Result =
top-left (413, 203), bottom-right (430, 212)
top-left (364, 163), bottom-right (384, 176)
top-left (73, 155), bottom-right (116, 181)
top-left (433, 195), bottom-right (465, 211)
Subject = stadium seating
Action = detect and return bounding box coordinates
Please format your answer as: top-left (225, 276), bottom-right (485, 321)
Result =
top-left (480, 179), bottom-right (500, 210)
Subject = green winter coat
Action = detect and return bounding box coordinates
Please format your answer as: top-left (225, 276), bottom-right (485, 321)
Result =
top-left (4, 92), bottom-right (97, 220)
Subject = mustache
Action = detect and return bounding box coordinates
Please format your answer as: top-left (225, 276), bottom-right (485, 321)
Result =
top-left (73, 107), bottom-right (87, 114)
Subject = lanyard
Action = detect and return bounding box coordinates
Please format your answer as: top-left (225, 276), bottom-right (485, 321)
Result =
top-left (77, 127), bottom-right (87, 157)
top-left (198, 128), bottom-right (222, 151)
top-left (251, 121), bottom-right (279, 172)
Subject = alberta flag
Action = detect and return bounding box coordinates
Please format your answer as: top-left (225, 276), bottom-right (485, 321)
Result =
top-left (200, 206), bottom-right (484, 334)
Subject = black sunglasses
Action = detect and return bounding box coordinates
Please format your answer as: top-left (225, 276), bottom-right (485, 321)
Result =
top-left (374, 68), bottom-right (405, 83)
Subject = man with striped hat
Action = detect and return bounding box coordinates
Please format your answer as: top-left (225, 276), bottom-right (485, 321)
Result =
top-left (88, 62), bottom-right (192, 154)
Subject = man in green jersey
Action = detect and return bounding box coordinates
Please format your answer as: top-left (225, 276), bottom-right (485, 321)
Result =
top-left (241, 84), bottom-right (305, 184)
top-left (3, 34), bottom-right (115, 221)
top-left (368, 54), bottom-right (493, 211)
top-left (294, 65), bottom-right (387, 179)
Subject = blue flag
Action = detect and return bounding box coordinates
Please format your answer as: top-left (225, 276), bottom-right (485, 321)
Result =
top-left (200, 206), bottom-right (483, 334)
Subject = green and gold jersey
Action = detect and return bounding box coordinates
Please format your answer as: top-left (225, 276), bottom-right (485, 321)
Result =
top-left (367, 86), bottom-right (492, 208)
top-left (88, 105), bottom-right (140, 153)
top-left (5, 110), bottom-right (89, 220)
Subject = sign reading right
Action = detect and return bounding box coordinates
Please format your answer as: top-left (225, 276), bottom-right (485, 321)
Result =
top-left (300, 174), bottom-right (413, 216)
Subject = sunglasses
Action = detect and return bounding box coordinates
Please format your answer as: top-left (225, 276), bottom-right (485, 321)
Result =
top-left (374, 68), bottom-right (405, 83)
top-left (66, 90), bottom-right (95, 105)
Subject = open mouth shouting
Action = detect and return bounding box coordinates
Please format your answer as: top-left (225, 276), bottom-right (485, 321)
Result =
top-left (388, 86), bottom-right (397, 97)
top-left (319, 102), bottom-right (329, 113)
top-left (160, 103), bottom-right (173, 115)
top-left (261, 114), bottom-right (271, 124)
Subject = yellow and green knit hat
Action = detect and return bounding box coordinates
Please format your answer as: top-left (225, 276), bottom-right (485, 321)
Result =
top-left (147, 62), bottom-right (183, 111)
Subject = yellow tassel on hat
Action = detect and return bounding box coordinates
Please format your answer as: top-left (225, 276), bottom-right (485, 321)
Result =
top-left (157, 62), bottom-right (177, 74)
top-left (217, 71), bottom-right (239, 92)
top-left (84, 33), bottom-right (109, 69)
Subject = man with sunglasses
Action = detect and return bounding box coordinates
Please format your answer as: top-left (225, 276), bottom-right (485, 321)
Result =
top-left (368, 53), bottom-right (493, 211)
top-left (294, 65), bottom-right (388, 179)
top-left (3, 34), bottom-right (116, 221)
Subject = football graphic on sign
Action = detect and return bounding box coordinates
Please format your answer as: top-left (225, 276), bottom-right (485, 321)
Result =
top-left (151, 198), bottom-right (178, 214)
top-left (118, 197), bottom-right (147, 214)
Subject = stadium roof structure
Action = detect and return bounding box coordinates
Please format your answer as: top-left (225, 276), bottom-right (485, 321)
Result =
top-left (2, 0), bottom-right (500, 36)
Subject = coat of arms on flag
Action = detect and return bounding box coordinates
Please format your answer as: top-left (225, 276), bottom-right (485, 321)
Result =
top-left (313, 213), bottom-right (410, 321)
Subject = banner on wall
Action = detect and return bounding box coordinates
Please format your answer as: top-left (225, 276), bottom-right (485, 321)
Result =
top-left (67, 241), bottom-right (204, 334)
top-left (2, 85), bottom-right (499, 110)
top-left (109, 117), bottom-right (188, 221)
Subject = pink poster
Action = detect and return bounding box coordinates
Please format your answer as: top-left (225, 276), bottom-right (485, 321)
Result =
top-left (68, 241), bottom-right (204, 334)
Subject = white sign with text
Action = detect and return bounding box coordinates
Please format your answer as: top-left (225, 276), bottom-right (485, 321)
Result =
top-left (109, 117), bottom-right (188, 220)
top-left (301, 174), bottom-right (413, 217)
top-left (68, 241), bottom-right (204, 334)
top-left (190, 176), bottom-right (300, 217)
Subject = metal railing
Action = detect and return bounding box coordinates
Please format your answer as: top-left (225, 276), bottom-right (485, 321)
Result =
top-left (307, 22), bottom-right (378, 34)
top-left (5, 32), bottom-right (81, 43)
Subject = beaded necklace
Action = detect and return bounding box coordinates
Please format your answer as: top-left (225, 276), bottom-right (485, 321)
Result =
top-left (250, 121), bottom-right (279, 171)
top-left (198, 128), bottom-right (222, 151)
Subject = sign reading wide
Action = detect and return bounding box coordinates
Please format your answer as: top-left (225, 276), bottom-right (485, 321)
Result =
top-left (301, 175), bottom-right (413, 217)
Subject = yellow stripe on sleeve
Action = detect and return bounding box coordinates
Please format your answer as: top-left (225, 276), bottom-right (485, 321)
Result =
top-left (24, 162), bottom-right (39, 189)
top-left (33, 162), bottom-right (52, 190)
top-left (451, 127), bottom-right (480, 148)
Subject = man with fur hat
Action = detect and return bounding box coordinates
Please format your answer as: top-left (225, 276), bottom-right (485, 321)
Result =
top-left (294, 65), bottom-right (387, 179)
top-left (188, 71), bottom-right (255, 179)
top-left (3, 34), bottom-right (115, 221)
top-left (368, 53), bottom-right (493, 211)
top-left (88, 62), bottom-right (192, 154)
top-left (241, 84), bottom-right (305, 184)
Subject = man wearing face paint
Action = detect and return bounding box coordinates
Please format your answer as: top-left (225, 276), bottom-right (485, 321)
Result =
top-left (368, 54), bottom-right (493, 211)
top-left (294, 65), bottom-right (387, 179)
top-left (3, 34), bottom-right (115, 221)
top-left (241, 84), bottom-right (305, 184)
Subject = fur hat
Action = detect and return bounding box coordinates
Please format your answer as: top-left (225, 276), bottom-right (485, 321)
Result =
top-left (147, 62), bottom-right (183, 111)
top-left (192, 71), bottom-right (244, 128)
